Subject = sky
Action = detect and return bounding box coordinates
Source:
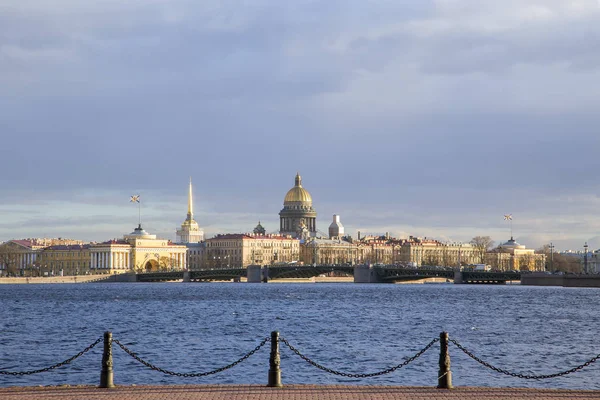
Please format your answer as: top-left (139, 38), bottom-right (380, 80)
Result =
top-left (1, 0), bottom-right (600, 251)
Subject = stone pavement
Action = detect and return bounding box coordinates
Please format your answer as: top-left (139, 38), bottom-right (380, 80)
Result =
top-left (1, 385), bottom-right (600, 400)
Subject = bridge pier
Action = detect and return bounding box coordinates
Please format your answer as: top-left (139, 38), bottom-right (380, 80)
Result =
top-left (453, 271), bottom-right (464, 284)
top-left (354, 264), bottom-right (382, 283)
top-left (183, 271), bottom-right (191, 282)
top-left (247, 265), bottom-right (262, 283)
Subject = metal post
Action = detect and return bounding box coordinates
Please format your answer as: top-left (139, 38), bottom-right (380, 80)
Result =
top-left (437, 332), bottom-right (452, 389)
top-left (100, 331), bottom-right (115, 388)
top-left (584, 242), bottom-right (589, 274)
top-left (267, 331), bottom-right (282, 387)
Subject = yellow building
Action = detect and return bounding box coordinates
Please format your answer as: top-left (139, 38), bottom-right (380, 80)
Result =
top-left (200, 234), bottom-right (300, 269)
top-left (485, 237), bottom-right (545, 271)
top-left (37, 244), bottom-right (91, 276)
top-left (395, 237), bottom-right (478, 267)
top-left (90, 225), bottom-right (188, 274)
top-left (300, 238), bottom-right (370, 265)
top-left (0, 239), bottom-right (46, 276)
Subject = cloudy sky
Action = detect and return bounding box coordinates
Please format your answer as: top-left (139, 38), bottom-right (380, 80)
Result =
top-left (1, 0), bottom-right (600, 251)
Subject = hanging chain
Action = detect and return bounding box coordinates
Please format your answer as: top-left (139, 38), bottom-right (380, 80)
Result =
top-left (0, 337), bottom-right (103, 376)
top-left (280, 337), bottom-right (439, 378)
top-left (112, 337), bottom-right (270, 377)
top-left (450, 339), bottom-right (600, 379)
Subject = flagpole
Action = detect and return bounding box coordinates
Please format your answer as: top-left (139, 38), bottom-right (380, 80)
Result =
top-left (138, 199), bottom-right (141, 226)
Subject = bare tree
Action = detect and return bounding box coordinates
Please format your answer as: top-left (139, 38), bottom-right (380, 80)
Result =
top-left (470, 236), bottom-right (495, 263)
top-left (159, 256), bottom-right (172, 271)
top-left (0, 243), bottom-right (19, 276)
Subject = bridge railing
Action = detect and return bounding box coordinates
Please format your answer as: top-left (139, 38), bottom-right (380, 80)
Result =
top-left (2, 331), bottom-right (600, 389)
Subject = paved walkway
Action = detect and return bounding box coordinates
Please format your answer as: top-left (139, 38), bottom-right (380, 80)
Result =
top-left (1, 385), bottom-right (599, 400)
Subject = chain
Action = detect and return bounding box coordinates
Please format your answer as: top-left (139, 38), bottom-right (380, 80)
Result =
top-left (112, 337), bottom-right (270, 377)
top-left (0, 337), bottom-right (103, 376)
top-left (450, 339), bottom-right (600, 379)
top-left (280, 337), bottom-right (439, 378)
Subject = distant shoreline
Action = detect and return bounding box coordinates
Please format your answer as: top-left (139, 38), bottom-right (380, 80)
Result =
top-left (0, 274), bottom-right (111, 284)
top-left (0, 275), bottom-right (455, 284)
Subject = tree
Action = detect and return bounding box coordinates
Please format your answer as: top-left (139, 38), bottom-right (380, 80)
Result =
top-left (470, 236), bottom-right (495, 264)
top-left (536, 246), bottom-right (582, 273)
top-left (159, 256), bottom-right (172, 271)
top-left (0, 243), bottom-right (20, 276)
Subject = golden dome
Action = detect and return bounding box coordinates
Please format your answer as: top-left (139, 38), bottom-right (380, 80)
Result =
top-left (284, 173), bottom-right (312, 204)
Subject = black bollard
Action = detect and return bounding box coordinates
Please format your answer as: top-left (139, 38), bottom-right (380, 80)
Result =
top-left (267, 331), bottom-right (282, 387)
top-left (437, 332), bottom-right (453, 389)
top-left (100, 331), bottom-right (115, 388)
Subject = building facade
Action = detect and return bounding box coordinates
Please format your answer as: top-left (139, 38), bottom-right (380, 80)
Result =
top-left (37, 244), bottom-right (92, 276)
top-left (394, 237), bottom-right (478, 267)
top-left (279, 173), bottom-right (317, 239)
top-left (0, 240), bottom-right (46, 276)
top-left (485, 237), bottom-right (545, 271)
top-left (198, 234), bottom-right (300, 269)
top-left (90, 225), bottom-right (188, 274)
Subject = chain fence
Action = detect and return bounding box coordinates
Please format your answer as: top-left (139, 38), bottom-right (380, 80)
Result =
top-left (0, 337), bottom-right (103, 376)
top-left (112, 337), bottom-right (270, 377)
top-left (3, 332), bottom-right (600, 383)
top-left (280, 337), bottom-right (439, 378)
top-left (450, 338), bottom-right (600, 380)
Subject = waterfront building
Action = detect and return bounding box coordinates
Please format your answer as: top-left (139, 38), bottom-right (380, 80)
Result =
top-left (89, 224), bottom-right (188, 273)
top-left (279, 173), bottom-right (317, 239)
top-left (0, 239), bottom-right (46, 276)
top-left (484, 237), bottom-right (545, 271)
top-left (328, 215), bottom-right (345, 239)
top-left (300, 237), bottom-right (368, 265)
top-left (395, 236), bottom-right (478, 267)
top-left (37, 244), bottom-right (92, 276)
top-left (186, 242), bottom-right (205, 271)
top-left (201, 233), bottom-right (300, 269)
top-left (176, 178), bottom-right (204, 243)
top-left (588, 249), bottom-right (600, 274)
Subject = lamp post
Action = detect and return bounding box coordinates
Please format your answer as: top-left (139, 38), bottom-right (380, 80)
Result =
top-left (584, 242), bottom-right (589, 274)
top-left (549, 243), bottom-right (554, 272)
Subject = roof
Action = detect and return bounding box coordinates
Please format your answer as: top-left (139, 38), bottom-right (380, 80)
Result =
top-left (209, 234), bottom-right (298, 241)
top-left (44, 244), bottom-right (92, 250)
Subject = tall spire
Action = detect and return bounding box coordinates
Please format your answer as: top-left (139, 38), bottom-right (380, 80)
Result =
top-left (187, 177), bottom-right (193, 221)
top-left (295, 172), bottom-right (302, 187)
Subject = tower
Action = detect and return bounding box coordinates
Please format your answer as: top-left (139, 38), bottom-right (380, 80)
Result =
top-left (328, 214), bottom-right (345, 239)
top-left (279, 172), bottom-right (317, 239)
top-left (176, 177), bottom-right (204, 243)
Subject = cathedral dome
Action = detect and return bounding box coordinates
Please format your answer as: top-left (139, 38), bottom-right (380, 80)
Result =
top-left (284, 173), bottom-right (312, 204)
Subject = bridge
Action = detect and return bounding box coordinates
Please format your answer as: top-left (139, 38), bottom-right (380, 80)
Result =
top-left (114, 265), bottom-right (521, 284)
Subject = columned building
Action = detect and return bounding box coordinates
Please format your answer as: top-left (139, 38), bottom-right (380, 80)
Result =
top-left (279, 173), bottom-right (317, 239)
top-left (176, 177), bottom-right (204, 243)
top-left (90, 224), bottom-right (188, 274)
top-left (485, 237), bottom-right (545, 271)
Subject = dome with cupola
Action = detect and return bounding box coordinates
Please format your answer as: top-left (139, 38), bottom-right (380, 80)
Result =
top-left (284, 173), bottom-right (313, 204)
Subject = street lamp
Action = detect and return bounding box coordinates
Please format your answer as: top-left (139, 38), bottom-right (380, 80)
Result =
top-left (584, 242), bottom-right (589, 274)
top-left (549, 243), bottom-right (554, 272)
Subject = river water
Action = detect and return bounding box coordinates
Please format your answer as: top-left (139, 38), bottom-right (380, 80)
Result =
top-left (0, 283), bottom-right (599, 389)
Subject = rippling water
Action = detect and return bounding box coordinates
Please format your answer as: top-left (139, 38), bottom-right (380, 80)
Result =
top-left (1, 283), bottom-right (599, 389)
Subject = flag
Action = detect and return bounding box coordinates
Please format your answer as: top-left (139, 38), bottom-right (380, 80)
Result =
top-left (130, 195), bottom-right (140, 203)
top-left (504, 214), bottom-right (512, 220)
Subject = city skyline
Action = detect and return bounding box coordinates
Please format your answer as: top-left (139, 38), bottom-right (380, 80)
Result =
top-left (1, 1), bottom-right (600, 251)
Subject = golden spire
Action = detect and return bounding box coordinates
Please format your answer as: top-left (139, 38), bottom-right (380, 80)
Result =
top-left (295, 172), bottom-right (302, 187)
top-left (187, 177), bottom-right (193, 220)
